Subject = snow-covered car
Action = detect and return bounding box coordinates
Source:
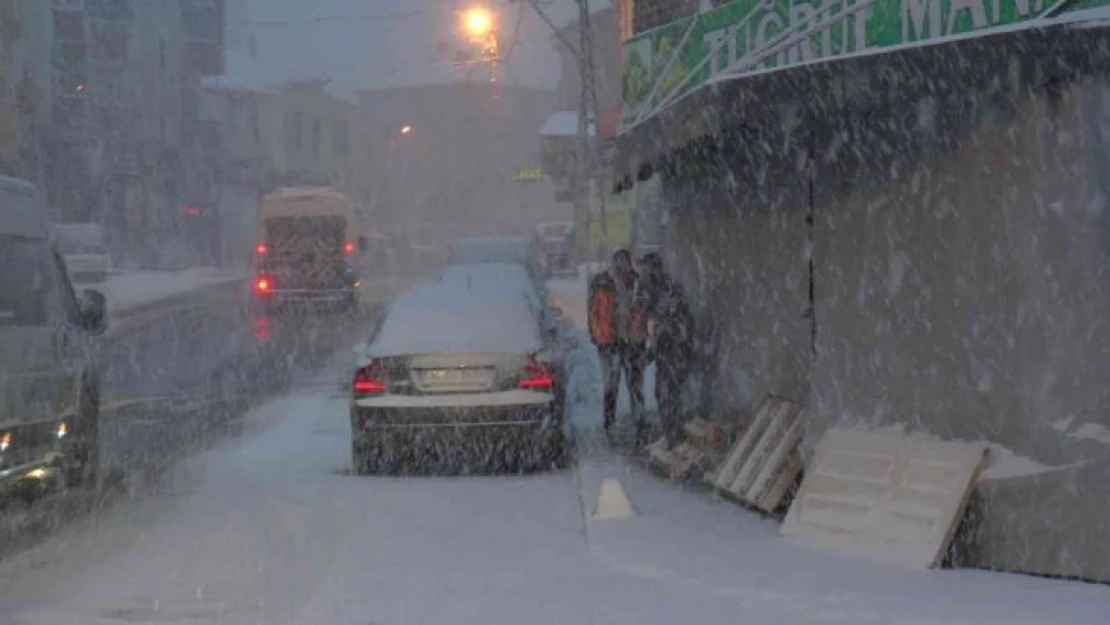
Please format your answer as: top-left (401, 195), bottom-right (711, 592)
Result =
top-left (54, 223), bottom-right (111, 283)
top-left (349, 281), bottom-right (568, 475)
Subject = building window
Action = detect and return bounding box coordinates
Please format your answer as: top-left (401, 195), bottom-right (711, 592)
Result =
top-left (286, 111), bottom-right (303, 151)
top-left (311, 118), bottom-right (322, 155)
top-left (332, 121), bottom-right (348, 156)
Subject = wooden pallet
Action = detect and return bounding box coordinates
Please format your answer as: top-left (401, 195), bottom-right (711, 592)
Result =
top-left (641, 417), bottom-right (729, 481)
top-left (709, 396), bottom-right (805, 514)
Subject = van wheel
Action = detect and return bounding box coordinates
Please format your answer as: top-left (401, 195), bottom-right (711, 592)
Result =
top-left (65, 378), bottom-right (100, 489)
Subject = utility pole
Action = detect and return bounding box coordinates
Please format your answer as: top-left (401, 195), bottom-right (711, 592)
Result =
top-left (579, 1), bottom-right (609, 261)
top-left (573, 0), bottom-right (592, 263)
top-left (524, 0), bottom-right (606, 262)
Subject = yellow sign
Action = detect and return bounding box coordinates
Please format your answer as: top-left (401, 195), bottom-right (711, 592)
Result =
top-left (514, 168), bottom-right (543, 183)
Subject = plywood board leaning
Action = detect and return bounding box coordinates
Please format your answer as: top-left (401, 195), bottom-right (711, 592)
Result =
top-left (780, 428), bottom-right (988, 569)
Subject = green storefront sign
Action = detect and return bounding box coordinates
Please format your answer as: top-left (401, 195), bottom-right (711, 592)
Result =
top-left (514, 168), bottom-right (544, 183)
top-left (622, 0), bottom-right (1110, 130)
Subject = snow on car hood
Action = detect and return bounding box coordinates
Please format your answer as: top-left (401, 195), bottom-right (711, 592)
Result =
top-left (369, 282), bottom-right (543, 357)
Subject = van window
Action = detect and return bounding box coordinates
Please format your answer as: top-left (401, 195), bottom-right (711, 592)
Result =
top-left (0, 235), bottom-right (61, 326)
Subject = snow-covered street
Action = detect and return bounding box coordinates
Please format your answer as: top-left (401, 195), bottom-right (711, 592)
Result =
top-left (1, 330), bottom-right (1108, 624)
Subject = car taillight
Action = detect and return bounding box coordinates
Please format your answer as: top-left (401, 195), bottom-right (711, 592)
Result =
top-left (519, 355), bottom-right (555, 391)
top-left (255, 243), bottom-right (268, 256)
top-left (353, 360), bottom-right (388, 396)
top-left (344, 241), bottom-right (356, 254)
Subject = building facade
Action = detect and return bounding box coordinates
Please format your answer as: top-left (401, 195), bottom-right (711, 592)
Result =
top-left (6, 0), bottom-right (225, 266)
top-left (197, 78), bottom-right (362, 266)
top-left (615, 0), bottom-right (1110, 581)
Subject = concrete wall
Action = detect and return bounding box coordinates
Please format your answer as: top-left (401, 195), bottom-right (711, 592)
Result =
top-left (813, 79), bottom-right (1110, 460)
top-left (658, 34), bottom-right (1110, 579)
top-left (666, 122), bottom-right (812, 422)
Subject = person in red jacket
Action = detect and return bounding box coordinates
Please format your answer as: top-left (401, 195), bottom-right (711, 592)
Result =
top-left (588, 249), bottom-right (647, 444)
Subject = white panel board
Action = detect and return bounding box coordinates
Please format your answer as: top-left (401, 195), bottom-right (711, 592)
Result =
top-left (780, 429), bottom-right (987, 569)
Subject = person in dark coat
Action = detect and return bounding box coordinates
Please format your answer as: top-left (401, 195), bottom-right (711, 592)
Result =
top-left (637, 252), bottom-right (695, 450)
top-left (588, 249), bottom-right (647, 443)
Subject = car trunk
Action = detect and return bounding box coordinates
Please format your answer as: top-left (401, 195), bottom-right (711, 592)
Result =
top-left (377, 352), bottom-right (529, 396)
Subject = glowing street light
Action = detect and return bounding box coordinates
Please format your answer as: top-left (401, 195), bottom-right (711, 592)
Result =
top-left (460, 6), bottom-right (494, 40)
top-left (400, 125), bottom-right (412, 136)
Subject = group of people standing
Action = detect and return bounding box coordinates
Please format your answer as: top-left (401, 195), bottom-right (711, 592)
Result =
top-left (586, 249), bottom-right (695, 451)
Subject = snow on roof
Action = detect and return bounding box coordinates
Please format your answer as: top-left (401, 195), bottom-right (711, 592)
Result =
top-left (539, 111), bottom-right (596, 137)
top-left (370, 281), bottom-right (542, 357)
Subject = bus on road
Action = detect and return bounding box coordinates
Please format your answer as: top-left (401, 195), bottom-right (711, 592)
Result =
top-left (253, 187), bottom-right (365, 314)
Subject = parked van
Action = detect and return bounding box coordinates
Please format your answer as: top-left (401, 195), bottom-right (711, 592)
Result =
top-left (0, 176), bottom-right (108, 493)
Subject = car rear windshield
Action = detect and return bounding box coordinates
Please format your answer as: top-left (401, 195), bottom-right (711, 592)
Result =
top-left (0, 235), bottom-right (58, 326)
top-left (449, 239), bottom-right (531, 266)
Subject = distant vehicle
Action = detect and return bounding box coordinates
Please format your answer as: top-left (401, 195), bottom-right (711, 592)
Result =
top-left (54, 222), bottom-right (111, 283)
top-left (253, 187), bottom-right (366, 313)
top-left (535, 220), bottom-right (574, 276)
top-left (349, 282), bottom-right (569, 475)
top-left (447, 235), bottom-right (548, 298)
top-left (0, 176), bottom-right (108, 495)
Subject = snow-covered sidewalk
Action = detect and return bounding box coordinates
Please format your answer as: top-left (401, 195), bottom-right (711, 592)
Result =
top-left (551, 273), bottom-right (1110, 625)
top-left (574, 453), bottom-right (1110, 625)
top-left (98, 267), bottom-right (244, 314)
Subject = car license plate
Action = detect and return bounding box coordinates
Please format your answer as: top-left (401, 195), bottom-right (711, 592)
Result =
top-left (423, 368), bottom-right (484, 382)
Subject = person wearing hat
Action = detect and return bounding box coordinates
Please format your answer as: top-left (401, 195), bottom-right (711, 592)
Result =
top-left (637, 252), bottom-right (695, 450)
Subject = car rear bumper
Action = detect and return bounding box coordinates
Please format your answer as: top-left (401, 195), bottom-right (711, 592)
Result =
top-left (257, 289), bottom-right (357, 312)
top-left (352, 391), bottom-right (557, 427)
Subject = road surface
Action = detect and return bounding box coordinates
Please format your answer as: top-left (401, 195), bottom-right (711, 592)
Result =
top-left (1, 346), bottom-right (1109, 624)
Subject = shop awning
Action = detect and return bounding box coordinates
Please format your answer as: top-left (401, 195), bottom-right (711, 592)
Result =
top-left (611, 0), bottom-right (1110, 190)
top-left (619, 0), bottom-right (1110, 137)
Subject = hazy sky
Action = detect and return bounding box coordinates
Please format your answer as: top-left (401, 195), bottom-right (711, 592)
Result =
top-left (214, 0), bottom-right (611, 98)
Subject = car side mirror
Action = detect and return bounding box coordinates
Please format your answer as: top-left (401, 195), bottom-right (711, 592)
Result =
top-left (79, 289), bottom-right (107, 336)
top-left (357, 236), bottom-right (369, 252)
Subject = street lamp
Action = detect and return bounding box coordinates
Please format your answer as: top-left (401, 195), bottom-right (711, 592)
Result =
top-left (460, 6), bottom-right (495, 40)
top-left (400, 124), bottom-right (412, 136)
